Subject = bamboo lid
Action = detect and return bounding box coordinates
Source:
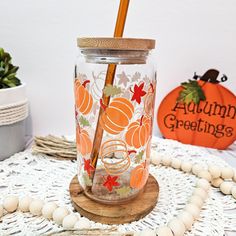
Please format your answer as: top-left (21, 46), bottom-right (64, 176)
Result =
top-left (77, 37), bottom-right (155, 50)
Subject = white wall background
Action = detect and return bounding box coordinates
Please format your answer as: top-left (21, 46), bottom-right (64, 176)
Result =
top-left (0, 0), bottom-right (235, 136)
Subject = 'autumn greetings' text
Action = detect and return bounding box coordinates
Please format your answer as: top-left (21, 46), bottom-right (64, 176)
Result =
top-left (164, 101), bottom-right (236, 138)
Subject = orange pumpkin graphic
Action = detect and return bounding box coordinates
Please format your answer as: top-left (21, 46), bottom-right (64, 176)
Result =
top-left (74, 79), bottom-right (93, 115)
top-left (125, 115), bottom-right (151, 148)
top-left (130, 162), bottom-right (149, 189)
top-left (100, 97), bottom-right (134, 135)
top-left (76, 125), bottom-right (92, 155)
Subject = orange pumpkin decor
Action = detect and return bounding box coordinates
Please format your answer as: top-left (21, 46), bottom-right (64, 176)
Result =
top-left (100, 97), bottom-right (134, 135)
top-left (130, 162), bottom-right (149, 189)
top-left (74, 79), bottom-right (93, 115)
top-left (125, 115), bottom-right (152, 148)
top-left (76, 125), bottom-right (93, 155)
top-left (158, 69), bottom-right (236, 149)
top-left (144, 83), bottom-right (156, 117)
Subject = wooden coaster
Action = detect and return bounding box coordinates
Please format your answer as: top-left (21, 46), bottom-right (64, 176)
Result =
top-left (69, 174), bottom-right (159, 224)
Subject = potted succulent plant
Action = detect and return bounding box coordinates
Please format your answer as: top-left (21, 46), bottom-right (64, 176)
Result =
top-left (0, 48), bottom-right (28, 161)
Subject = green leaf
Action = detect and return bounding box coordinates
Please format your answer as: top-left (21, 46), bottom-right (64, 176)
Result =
top-left (0, 48), bottom-right (20, 89)
top-left (83, 172), bottom-right (92, 186)
top-left (103, 84), bottom-right (122, 97)
top-left (115, 186), bottom-right (131, 197)
top-left (79, 116), bottom-right (90, 127)
top-left (135, 150), bottom-right (144, 164)
top-left (177, 80), bottom-right (206, 104)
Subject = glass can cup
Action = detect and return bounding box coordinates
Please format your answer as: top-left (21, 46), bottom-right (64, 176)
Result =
top-left (74, 37), bottom-right (156, 204)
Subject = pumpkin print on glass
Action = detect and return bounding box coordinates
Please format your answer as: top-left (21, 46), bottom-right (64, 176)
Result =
top-left (158, 69), bottom-right (236, 149)
top-left (74, 78), bottom-right (93, 115)
top-left (75, 70), bottom-right (156, 204)
top-left (76, 125), bottom-right (92, 156)
top-left (130, 162), bottom-right (149, 190)
top-left (100, 97), bottom-right (134, 135)
top-left (144, 83), bottom-right (155, 117)
top-left (125, 115), bottom-right (152, 148)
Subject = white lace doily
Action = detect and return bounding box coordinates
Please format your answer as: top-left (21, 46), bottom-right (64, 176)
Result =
top-left (0, 137), bottom-right (235, 236)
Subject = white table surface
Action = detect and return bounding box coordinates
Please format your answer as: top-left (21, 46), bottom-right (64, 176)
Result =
top-left (25, 136), bottom-right (236, 236)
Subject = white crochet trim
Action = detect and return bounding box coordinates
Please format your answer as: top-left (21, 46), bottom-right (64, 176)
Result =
top-left (0, 137), bottom-right (235, 236)
top-left (0, 99), bottom-right (28, 126)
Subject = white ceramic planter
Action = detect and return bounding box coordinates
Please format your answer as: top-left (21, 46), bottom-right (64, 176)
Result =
top-left (0, 84), bottom-right (27, 161)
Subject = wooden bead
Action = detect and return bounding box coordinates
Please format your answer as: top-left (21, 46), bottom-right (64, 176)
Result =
top-left (197, 171), bottom-right (212, 182)
top-left (53, 207), bottom-right (69, 225)
top-left (156, 226), bottom-right (174, 236)
top-left (151, 151), bottom-right (162, 165)
top-left (221, 167), bottom-right (234, 179)
top-left (161, 156), bottom-right (172, 166)
top-left (74, 217), bottom-right (91, 229)
top-left (177, 211), bottom-right (194, 230)
top-left (29, 199), bottom-right (44, 216)
top-left (196, 178), bottom-right (210, 191)
top-left (140, 230), bottom-right (156, 236)
top-left (189, 195), bottom-right (204, 208)
top-left (168, 218), bottom-right (186, 236)
top-left (171, 158), bottom-right (182, 169)
top-left (42, 202), bottom-right (58, 219)
top-left (3, 196), bottom-right (19, 213)
top-left (62, 213), bottom-right (78, 229)
top-left (208, 165), bottom-right (221, 179)
top-left (185, 204), bottom-right (200, 219)
top-left (233, 172), bottom-right (236, 182)
top-left (192, 164), bottom-right (204, 176)
top-left (19, 196), bottom-right (33, 212)
top-left (220, 181), bottom-right (233, 195)
top-left (193, 188), bottom-right (208, 200)
top-left (211, 178), bottom-right (223, 188)
top-left (231, 186), bottom-right (236, 199)
top-left (0, 204), bottom-right (3, 218)
top-left (181, 162), bottom-right (192, 173)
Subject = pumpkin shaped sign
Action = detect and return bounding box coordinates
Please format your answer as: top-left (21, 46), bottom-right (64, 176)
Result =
top-left (158, 69), bottom-right (236, 149)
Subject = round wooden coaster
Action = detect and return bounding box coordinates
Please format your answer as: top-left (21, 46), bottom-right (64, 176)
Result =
top-left (69, 174), bottom-right (159, 224)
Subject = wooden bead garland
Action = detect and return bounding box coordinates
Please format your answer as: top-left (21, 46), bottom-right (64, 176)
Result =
top-left (3, 196), bottom-right (18, 213)
top-left (18, 196), bottom-right (33, 212)
top-left (29, 199), bottom-right (44, 216)
top-left (219, 181), bottom-right (233, 195)
top-left (180, 161), bottom-right (192, 173)
top-left (208, 165), bottom-right (221, 179)
top-left (52, 207), bottom-right (69, 225)
top-left (156, 226), bottom-right (174, 236)
top-left (0, 152), bottom-right (236, 236)
top-left (168, 218), bottom-right (186, 236)
top-left (177, 211), bottom-right (194, 230)
top-left (161, 155), bottom-right (172, 166)
top-left (189, 195), bottom-right (204, 208)
top-left (211, 178), bottom-right (224, 188)
top-left (62, 213), bottom-right (79, 229)
top-left (42, 202), bottom-right (58, 219)
top-left (221, 167), bottom-right (234, 179)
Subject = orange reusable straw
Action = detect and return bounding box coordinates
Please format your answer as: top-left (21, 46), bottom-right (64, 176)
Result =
top-left (90, 0), bottom-right (130, 181)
